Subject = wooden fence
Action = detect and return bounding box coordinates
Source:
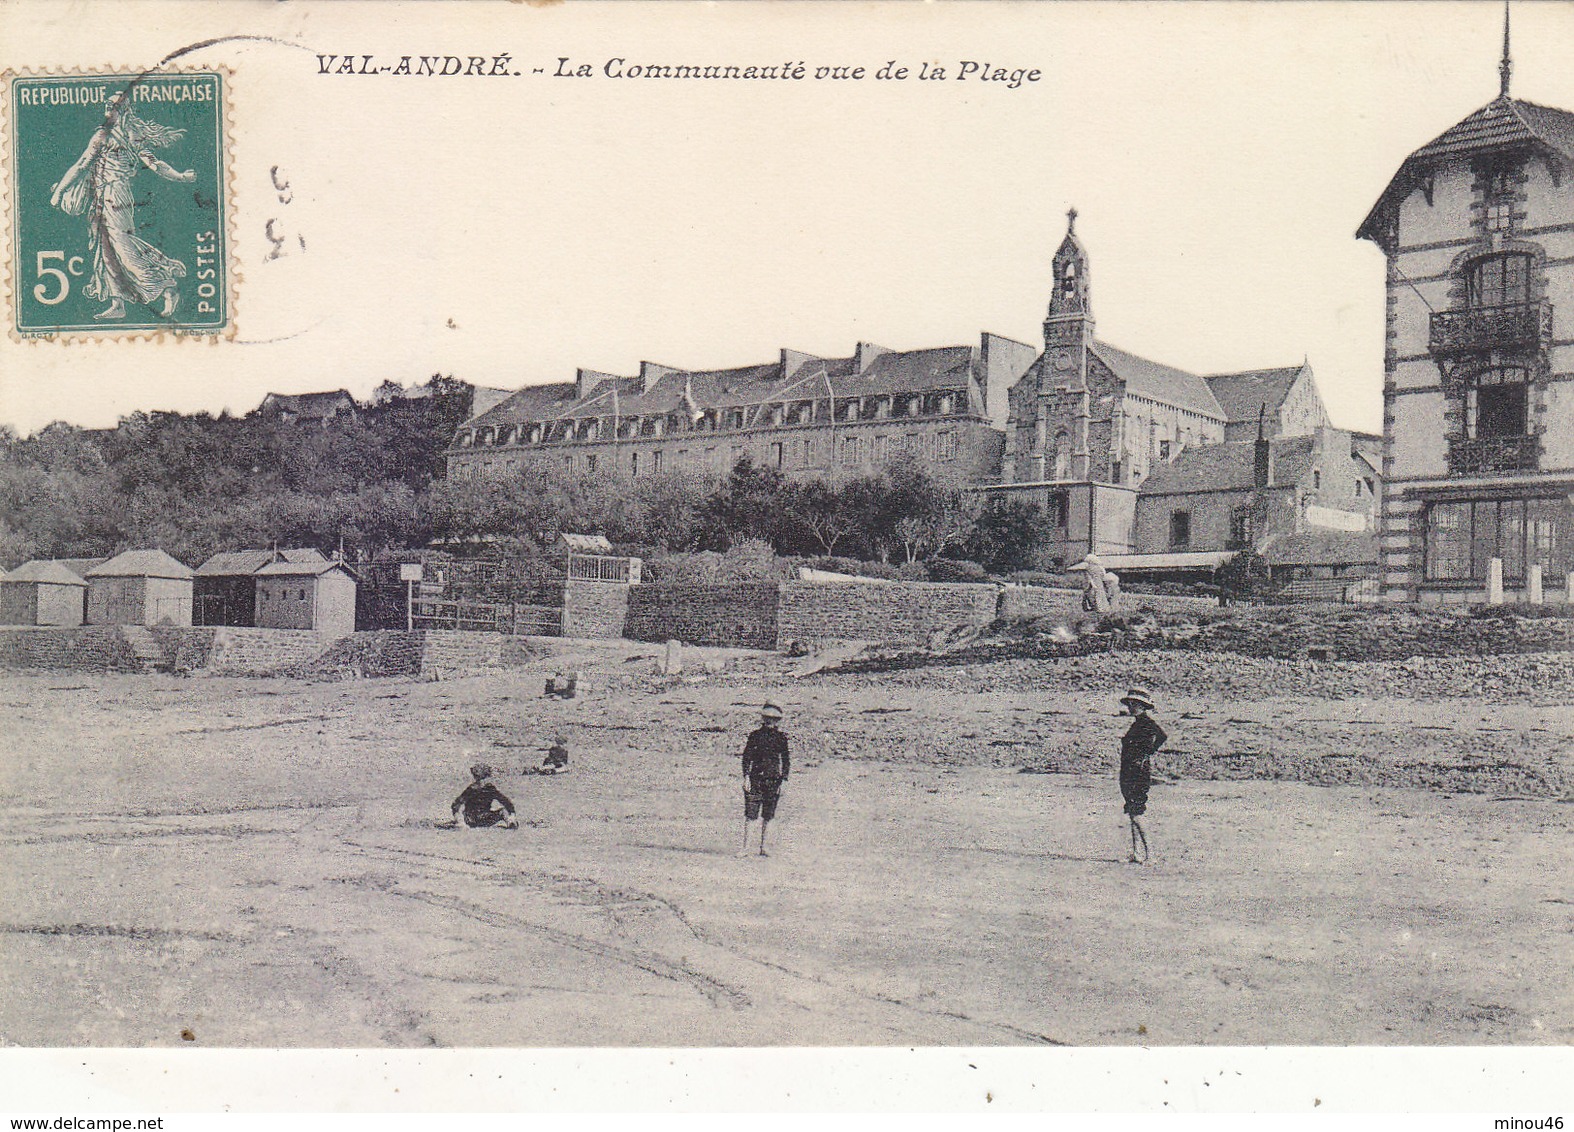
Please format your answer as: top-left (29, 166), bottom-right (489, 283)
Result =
top-left (411, 599), bottom-right (564, 635)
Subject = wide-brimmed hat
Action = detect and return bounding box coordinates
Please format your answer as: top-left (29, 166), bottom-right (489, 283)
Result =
top-left (760, 702), bottom-right (784, 720)
top-left (469, 762), bottom-right (494, 780)
top-left (1119, 688), bottom-right (1155, 711)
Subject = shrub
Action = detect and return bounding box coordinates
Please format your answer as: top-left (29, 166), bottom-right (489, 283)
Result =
top-left (645, 552), bottom-right (721, 584)
top-left (715, 538), bottom-right (783, 582)
top-left (927, 558), bottom-right (989, 583)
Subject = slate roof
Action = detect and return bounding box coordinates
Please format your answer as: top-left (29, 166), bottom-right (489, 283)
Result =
top-left (1360, 96), bottom-right (1574, 243)
top-left (86, 549), bottom-right (193, 579)
top-left (255, 560), bottom-right (354, 579)
top-left (1203, 365), bottom-right (1305, 427)
top-left (1, 560), bottom-right (88, 586)
top-left (1409, 97), bottom-right (1574, 163)
top-left (195, 548), bottom-right (327, 577)
top-left (459, 344), bottom-right (981, 432)
top-left (1138, 436), bottom-right (1315, 496)
top-left (1089, 342), bottom-right (1225, 419)
top-left (55, 557), bottom-right (109, 577)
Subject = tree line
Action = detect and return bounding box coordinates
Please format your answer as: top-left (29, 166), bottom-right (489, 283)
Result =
top-left (0, 384), bottom-right (1051, 576)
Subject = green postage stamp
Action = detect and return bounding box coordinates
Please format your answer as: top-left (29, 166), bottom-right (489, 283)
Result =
top-left (5, 69), bottom-right (230, 338)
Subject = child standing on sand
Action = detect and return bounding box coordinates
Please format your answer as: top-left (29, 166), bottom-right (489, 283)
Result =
top-left (1117, 688), bottom-right (1166, 863)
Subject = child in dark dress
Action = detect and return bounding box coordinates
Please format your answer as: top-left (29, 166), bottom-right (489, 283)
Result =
top-left (451, 763), bottom-right (517, 829)
top-left (1118, 688), bottom-right (1167, 863)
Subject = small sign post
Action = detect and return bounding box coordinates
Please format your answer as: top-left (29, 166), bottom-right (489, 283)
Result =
top-left (399, 563), bottom-right (423, 631)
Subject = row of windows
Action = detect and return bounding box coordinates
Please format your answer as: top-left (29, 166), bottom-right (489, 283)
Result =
top-left (454, 391), bottom-right (970, 449)
top-left (1425, 497), bottom-right (1573, 583)
top-left (620, 430), bottom-right (960, 475)
top-left (259, 588), bottom-right (312, 602)
top-left (459, 430), bottom-right (967, 478)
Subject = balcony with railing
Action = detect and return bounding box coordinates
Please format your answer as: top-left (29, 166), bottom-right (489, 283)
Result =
top-left (1446, 434), bottom-right (1540, 475)
top-left (1429, 300), bottom-right (1552, 358)
top-left (567, 552), bottom-right (641, 584)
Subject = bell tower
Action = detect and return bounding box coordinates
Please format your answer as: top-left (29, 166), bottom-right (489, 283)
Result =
top-left (1040, 208), bottom-right (1096, 479)
top-left (1045, 206), bottom-right (1094, 342)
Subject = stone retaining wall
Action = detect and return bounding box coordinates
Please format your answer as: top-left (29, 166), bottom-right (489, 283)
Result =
top-left (996, 585), bottom-right (1224, 623)
top-left (561, 581), bottom-right (630, 639)
top-left (419, 630), bottom-right (534, 676)
top-left (0, 626), bottom-right (141, 672)
top-left (203, 628), bottom-right (335, 673)
top-left (624, 584), bottom-right (781, 649)
top-left (777, 581), bottom-right (1000, 648)
top-left (997, 586), bottom-right (1079, 622)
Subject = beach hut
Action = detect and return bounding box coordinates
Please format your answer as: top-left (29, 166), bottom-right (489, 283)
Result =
top-left (194, 547), bottom-right (326, 627)
top-left (254, 559), bottom-right (357, 638)
top-left (84, 550), bottom-right (195, 627)
top-left (0, 560), bottom-right (89, 626)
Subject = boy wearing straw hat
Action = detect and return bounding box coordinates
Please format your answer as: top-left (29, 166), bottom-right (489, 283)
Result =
top-left (1117, 688), bottom-right (1166, 862)
top-left (740, 702), bottom-right (790, 856)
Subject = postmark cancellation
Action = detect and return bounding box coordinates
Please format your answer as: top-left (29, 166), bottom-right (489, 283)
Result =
top-left (3, 67), bottom-right (234, 341)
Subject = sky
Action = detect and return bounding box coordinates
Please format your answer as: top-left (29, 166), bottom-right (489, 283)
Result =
top-left (5, 1), bottom-right (1574, 438)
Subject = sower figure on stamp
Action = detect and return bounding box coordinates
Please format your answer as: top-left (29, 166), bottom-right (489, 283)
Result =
top-left (451, 763), bottom-right (517, 829)
top-left (1117, 688), bottom-right (1166, 863)
top-left (740, 702), bottom-right (790, 857)
top-left (49, 92), bottom-right (195, 321)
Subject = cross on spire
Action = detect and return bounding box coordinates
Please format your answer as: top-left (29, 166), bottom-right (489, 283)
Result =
top-left (1066, 206), bottom-right (1077, 235)
top-left (1499, 0), bottom-right (1513, 99)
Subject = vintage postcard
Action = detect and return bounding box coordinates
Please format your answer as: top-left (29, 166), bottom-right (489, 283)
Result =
top-left (1, 0), bottom-right (1572, 1117)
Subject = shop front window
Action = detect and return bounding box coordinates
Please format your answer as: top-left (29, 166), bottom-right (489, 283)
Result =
top-left (1426, 497), bottom-right (1574, 582)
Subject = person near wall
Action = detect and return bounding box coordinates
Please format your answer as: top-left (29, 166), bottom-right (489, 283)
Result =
top-left (1081, 554), bottom-right (1109, 612)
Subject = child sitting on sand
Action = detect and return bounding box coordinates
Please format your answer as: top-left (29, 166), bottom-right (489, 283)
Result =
top-left (533, 733), bottom-right (569, 775)
top-left (451, 763), bottom-right (517, 829)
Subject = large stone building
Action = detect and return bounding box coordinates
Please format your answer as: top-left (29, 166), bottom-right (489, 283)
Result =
top-left (444, 208), bottom-right (1345, 574)
top-left (445, 337), bottom-right (1038, 487)
top-left (1359, 27), bottom-right (1574, 603)
top-left (983, 211), bottom-right (1337, 570)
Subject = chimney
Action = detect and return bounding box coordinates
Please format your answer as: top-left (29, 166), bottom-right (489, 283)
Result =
top-left (780, 348), bottom-right (820, 380)
top-left (1254, 403), bottom-right (1274, 489)
top-left (855, 342), bottom-right (891, 373)
top-left (639, 361), bottom-right (677, 394)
